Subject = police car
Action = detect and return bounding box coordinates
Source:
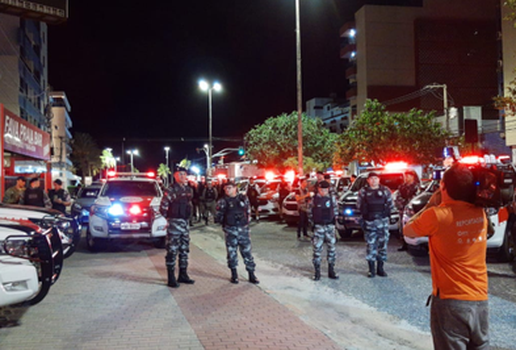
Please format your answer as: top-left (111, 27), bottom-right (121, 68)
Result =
top-left (336, 164), bottom-right (419, 238)
top-left (0, 219), bottom-right (63, 306)
top-left (87, 172), bottom-right (167, 251)
top-left (403, 157), bottom-right (516, 262)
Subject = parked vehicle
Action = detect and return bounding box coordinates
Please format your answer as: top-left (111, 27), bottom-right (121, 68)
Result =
top-left (0, 219), bottom-right (63, 306)
top-left (71, 184), bottom-right (102, 225)
top-left (87, 173), bottom-right (167, 251)
top-left (0, 204), bottom-right (80, 259)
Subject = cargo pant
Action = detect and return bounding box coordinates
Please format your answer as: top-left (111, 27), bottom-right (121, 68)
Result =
top-left (363, 217), bottom-right (389, 262)
top-left (165, 218), bottom-right (190, 270)
top-left (224, 225), bottom-right (256, 272)
top-left (312, 224), bottom-right (337, 267)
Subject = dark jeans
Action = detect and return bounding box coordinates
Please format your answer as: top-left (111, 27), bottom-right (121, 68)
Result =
top-left (297, 211), bottom-right (309, 237)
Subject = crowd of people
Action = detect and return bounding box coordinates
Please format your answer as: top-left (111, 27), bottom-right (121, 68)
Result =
top-left (2, 176), bottom-right (72, 214)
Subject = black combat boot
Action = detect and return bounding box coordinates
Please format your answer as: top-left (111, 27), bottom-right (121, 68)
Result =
top-left (167, 268), bottom-right (180, 288)
top-left (328, 263), bottom-right (339, 279)
top-left (377, 261), bottom-right (388, 277)
top-left (367, 261), bottom-right (376, 278)
top-left (230, 268), bottom-right (239, 284)
top-left (248, 271), bottom-right (260, 284)
top-left (313, 265), bottom-right (321, 281)
top-left (177, 268), bottom-right (195, 284)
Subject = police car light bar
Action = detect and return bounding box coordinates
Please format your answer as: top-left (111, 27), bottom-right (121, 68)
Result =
top-left (111, 172), bottom-right (156, 178)
top-left (384, 161), bottom-right (408, 171)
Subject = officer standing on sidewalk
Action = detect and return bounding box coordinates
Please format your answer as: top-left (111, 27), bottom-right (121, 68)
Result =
top-left (48, 179), bottom-right (72, 214)
top-left (160, 167), bottom-right (195, 288)
top-left (215, 181), bottom-right (259, 285)
top-left (309, 180), bottom-right (339, 281)
top-left (395, 170), bottom-right (420, 251)
top-left (357, 172), bottom-right (393, 278)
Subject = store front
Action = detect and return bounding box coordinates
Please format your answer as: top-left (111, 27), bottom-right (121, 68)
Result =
top-left (1, 104), bottom-right (51, 199)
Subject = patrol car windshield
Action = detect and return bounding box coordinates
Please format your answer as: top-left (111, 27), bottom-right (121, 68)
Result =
top-left (350, 173), bottom-right (404, 192)
top-left (101, 181), bottom-right (159, 197)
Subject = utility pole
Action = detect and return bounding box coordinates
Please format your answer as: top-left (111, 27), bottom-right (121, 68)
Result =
top-left (425, 84), bottom-right (449, 132)
top-left (295, 0), bottom-right (303, 176)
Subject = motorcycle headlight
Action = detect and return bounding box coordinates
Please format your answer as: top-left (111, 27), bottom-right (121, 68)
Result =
top-left (73, 203), bottom-right (82, 210)
top-left (2, 237), bottom-right (30, 259)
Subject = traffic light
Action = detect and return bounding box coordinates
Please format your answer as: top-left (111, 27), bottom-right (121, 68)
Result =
top-left (238, 147), bottom-right (245, 156)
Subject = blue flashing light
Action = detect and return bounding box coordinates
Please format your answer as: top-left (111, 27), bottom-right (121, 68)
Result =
top-left (108, 203), bottom-right (124, 216)
top-left (344, 208), bottom-right (353, 216)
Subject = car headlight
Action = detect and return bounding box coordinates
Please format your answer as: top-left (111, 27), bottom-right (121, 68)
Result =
top-left (73, 203), bottom-right (82, 210)
top-left (404, 204), bottom-right (415, 219)
top-left (91, 204), bottom-right (109, 218)
top-left (2, 237), bottom-right (30, 258)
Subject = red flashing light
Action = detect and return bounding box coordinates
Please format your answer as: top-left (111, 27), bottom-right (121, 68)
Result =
top-left (129, 204), bottom-right (142, 215)
top-left (107, 170), bottom-right (117, 177)
top-left (265, 171), bottom-right (275, 181)
top-left (384, 161), bottom-right (408, 171)
top-left (284, 170), bottom-right (295, 183)
top-left (459, 155), bottom-right (483, 165)
top-left (335, 170), bottom-right (344, 176)
top-left (146, 171), bottom-right (155, 178)
top-left (217, 174), bottom-right (227, 179)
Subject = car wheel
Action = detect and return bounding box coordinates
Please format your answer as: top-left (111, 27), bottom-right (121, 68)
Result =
top-left (86, 230), bottom-right (102, 252)
top-left (338, 228), bottom-right (353, 239)
top-left (497, 223), bottom-right (516, 263)
top-left (154, 236), bottom-right (167, 249)
top-left (407, 244), bottom-right (428, 257)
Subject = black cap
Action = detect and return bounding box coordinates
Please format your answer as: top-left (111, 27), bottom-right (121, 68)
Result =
top-left (16, 176), bottom-right (26, 182)
top-left (324, 174), bottom-right (331, 180)
top-left (319, 181), bottom-right (330, 189)
top-left (29, 178), bottom-right (39, 185)
top-left (175, 167), bottom-right (188, 173)
top-left (316, 171), bottom-right (324, 175)
top-left (368, 172), bottom-right (379, 179)
top-left (225, 181), bottom-right (236, 187)
top-left (54, 179), bottom-right (63, 185)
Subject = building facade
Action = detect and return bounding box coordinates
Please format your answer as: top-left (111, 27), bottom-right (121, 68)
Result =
top-left (306, 97), bottom-right (352, 133)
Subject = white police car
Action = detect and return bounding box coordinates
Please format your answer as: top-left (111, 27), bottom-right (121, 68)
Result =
top-left (87, 173), bottom-right (167, 251)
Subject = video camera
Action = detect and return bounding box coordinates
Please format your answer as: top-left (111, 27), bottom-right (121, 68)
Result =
top-left (469, 163), bottom-right (514, 208)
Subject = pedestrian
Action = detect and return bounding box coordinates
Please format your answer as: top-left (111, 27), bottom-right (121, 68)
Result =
top-left (278, 180), bottom-right (290, 220)
top-left (160, 167), bottom-right (195, 288)
top-left (357, 171), bottom-right (393, 278)
top-left (404, 163), bottom-right (489, 350)
top-left (201, 180), bottom-right (218, 225)
top-left (311, 171), bottom-right (325, 192)
top-left (21, 178), bottom-right (52, 209)
top-left (295, 178), bottom-right (311, 239)
top-left (309, 180), bottom-right (339, 281)
top-left (246, 178), bottom-right (260, 221)
top-left (197, 178), bottom-right (206, 223)
top-left (2, 176), bottom-right (26, 204)
top-left (48, 179), bottom-right (72, 214)
top-left (188, 180), bottom-right (199, 226)
top-left (395, 170), bottom-right (420, 251)
top-left (215, 181), bottom-right (259, 284)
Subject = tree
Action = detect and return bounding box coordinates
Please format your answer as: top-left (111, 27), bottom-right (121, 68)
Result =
top-left (244, 112), bottom-right (337, 171)
top-left (335, 100), bottom-right (448, 166)
top-left (70, 132), bottom-right (102, 178)
top-left (177, 158), bottom-right (191, 170)
top-left (100, 149), bottom-right (116, 170)
top-left (283, 156), bottom-right (325, 174)
top-left (157, 163), bottom-right (171, 186)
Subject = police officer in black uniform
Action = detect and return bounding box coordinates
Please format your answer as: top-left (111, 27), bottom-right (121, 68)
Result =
top-left (48, 179), bottom-right (72, 214)
top-left (215, 181), bottom-right (259, 284)
top-left (22, 178), bottom-right (51, 208)
top-left (202, 181), bottom-right (218, 225)
top-left (357, 172), bottom-right (394, 278)
top-left (160, 167), bottom-right (195, 288)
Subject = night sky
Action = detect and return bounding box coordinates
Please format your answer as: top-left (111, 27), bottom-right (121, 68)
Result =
top-left (47, 1), bottom-right (366, 171)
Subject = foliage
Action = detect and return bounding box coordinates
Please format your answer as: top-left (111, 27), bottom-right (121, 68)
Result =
top-left (244, 112), bottom-right (337, 171)
top-left (177, 158), bottom-right (191, 170)
top-left (70, 132), bottom-right (101, 177)
top-left (100, 149), bottom-right (116, 169)
top-left (157, 163), bottom-right (171, 186)
top-left (335, 100), bottom-right (449, 166)
top-left (283, 156), bottom-right (325, 174)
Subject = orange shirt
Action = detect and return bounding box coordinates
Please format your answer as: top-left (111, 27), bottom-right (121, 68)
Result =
top-left (405, 199), bottom-right (488, 301)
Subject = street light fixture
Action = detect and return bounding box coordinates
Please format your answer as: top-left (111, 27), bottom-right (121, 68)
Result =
top-left (126, 149), bottom-right (139, 173)
top-left (199, 79), bottom-right (222, 177)
top-left (164, 146), bottom-right (170, 184)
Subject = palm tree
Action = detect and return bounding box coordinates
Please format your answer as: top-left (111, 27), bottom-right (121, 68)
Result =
top-left (71, 133), bottom-right (102, 177)
top-left (157, 163), bottom-right (171, 186)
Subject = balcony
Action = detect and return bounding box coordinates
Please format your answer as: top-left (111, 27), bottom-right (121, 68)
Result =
top-left (339, 22), bottom-right (356, 38)
top-left (346, 86), bottom-right (357, 100)
top-left (340, 44), bottom-right (356, 60)
top-left (346, 66), bottom-right (357, 80)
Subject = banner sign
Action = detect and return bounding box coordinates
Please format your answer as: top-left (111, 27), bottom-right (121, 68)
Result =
top-left (2, 106), bottom-right (50, 160)
top-left (0, 0), bottom-right (68, 23)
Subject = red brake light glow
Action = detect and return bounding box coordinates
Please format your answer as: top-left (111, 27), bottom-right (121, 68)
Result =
top-left (459, 156), bottom-right (483, 165)
top-left (146, 171), bottom-right (155, 178)
top-left (265, 171), bottom-right (275, 181)
top-left (129, 204), bottom-right (142, 215)
top-left (384, 161), bottom-right (408, 171)
top-left (284, 170), bottom-right (295, 183)
top-left (107, 170), bottom-right (117, 177)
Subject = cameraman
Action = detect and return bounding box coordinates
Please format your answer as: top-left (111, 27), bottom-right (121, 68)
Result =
top-left (404, 163), bottom-right (489, 350)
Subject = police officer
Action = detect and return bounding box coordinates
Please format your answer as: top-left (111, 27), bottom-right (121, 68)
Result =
top-left (309, 180), bottom-right (339, 281)
top-left (160, 167), bottom-right (195, 288)
top-left (357, 172), bottom-right (393, 278)
top-left (202, 180), bottom-right (218, 225)
top-left (48, 179), bottom-right (72, 214)
top-left (3, 176), bottom-right (26, 204)
top-left (215, 181), bottom-right (259, 284)
top-left (22, 178), bottom-right (52, 208)
top-left (395, 170), bottom-right (419, 251)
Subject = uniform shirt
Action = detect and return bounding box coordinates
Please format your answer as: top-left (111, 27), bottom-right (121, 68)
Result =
top-left (295, 187), bottom-right (311, 212)
top-left (215, 194), bottom-right (251, 227)
top-left (357, 184), bottom-right (393, 220)
top-left (160, 182), bottom-right (193, 219)
top-left (48, 188), bottom-right (72, 213)
top-left (308, 193), bottom-right (338, 224)
top-left (404, 199), bottom-right (488, 301)
top-left (395, 182), bottom-right (419, 211)
top-left (2, 186), bottom-right (24, 204)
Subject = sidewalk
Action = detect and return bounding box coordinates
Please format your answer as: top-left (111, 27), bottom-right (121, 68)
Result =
top-left (0, 239), bottom-right (342, 350)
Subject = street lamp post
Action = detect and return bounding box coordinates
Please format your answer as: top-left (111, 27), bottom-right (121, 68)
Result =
top-left (126, 149), bottom-right (139, 173)
top-left (164, 146), bottom-right (170, 184)
top-left (295, 0), bottom-right (303, 176)
top-left (199, 80), bottom-right (222, 177)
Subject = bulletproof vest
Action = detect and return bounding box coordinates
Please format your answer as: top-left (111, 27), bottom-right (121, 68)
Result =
top-left (24, 188), bottom-right (44, 207)
top-left (204, 188), bottom-right (216, 202)
top-left (49, 189), bottom-right (66, 213)
top-left (312, 195), bottom-right (334, 225)
top-left (362, 186), bottom-right (389, 220)
top-left (167, 184), bottom-right (192, 219)
top-left (224, 195), bottom-right (248, 227)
